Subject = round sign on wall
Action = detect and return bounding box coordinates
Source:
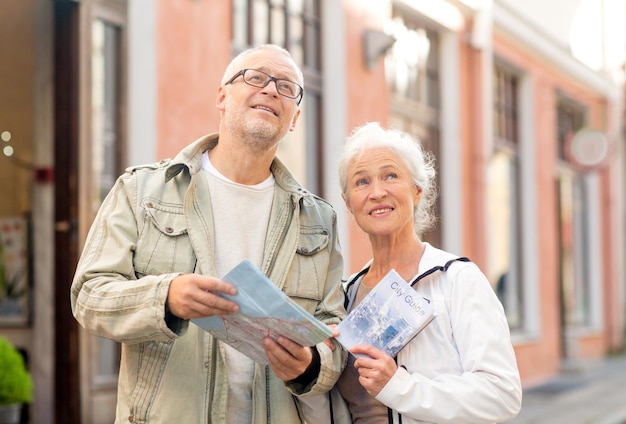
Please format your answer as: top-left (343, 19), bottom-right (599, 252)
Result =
top-left (564, 128), bottom-right (610, 172)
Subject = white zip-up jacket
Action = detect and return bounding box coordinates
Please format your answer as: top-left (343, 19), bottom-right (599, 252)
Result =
top-left (343, 243), bottom-right (522, 424)
top-left (71, 133), bottom-right (347, 424)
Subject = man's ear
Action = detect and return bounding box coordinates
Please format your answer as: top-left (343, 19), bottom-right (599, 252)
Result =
top-left (342, 193), bottom-right (352, 214)
top-left (216, 85), bottom-right (226, 111)
top-left (288, 108), bottom-right (301, 132)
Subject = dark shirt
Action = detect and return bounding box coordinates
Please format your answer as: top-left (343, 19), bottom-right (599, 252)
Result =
top-left (336, 281), bottom-right (388, 423)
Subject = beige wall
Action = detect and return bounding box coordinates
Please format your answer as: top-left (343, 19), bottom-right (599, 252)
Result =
top-left (0, 0), bottom-right (34, 218)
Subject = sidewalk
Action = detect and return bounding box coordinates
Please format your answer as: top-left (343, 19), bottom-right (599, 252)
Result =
top-left (505, 353), bottom-right (626, 424)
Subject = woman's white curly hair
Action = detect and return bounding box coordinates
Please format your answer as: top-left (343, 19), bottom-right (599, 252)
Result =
top-left (337, 122), bottom-right (438, 233)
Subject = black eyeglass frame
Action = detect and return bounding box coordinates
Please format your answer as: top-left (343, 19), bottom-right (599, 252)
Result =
top-left (225, 68), bottom-right (304, 105)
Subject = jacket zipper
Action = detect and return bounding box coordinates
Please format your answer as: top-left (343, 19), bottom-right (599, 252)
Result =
top-left (263, 195), bottom-right (297, 422)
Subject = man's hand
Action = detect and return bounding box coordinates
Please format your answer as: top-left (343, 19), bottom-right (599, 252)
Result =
top-left (166, 274), bottom-right (239, 319)
top-left (262, 336), bottom-right (313, 382)
top-left (323, 324), bottom-right (339, 351)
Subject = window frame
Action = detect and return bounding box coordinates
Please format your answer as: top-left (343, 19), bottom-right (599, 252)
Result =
top-left (231, 0), bottom-right (326, 195)
top-left (488, 62), bottom-right (525, 330)
top-left (555, 95), bottom-right (603, 349)
top-left (79, 0), bottom-right (128, 393)
top-left (386, 7), bottom-right (442, 247)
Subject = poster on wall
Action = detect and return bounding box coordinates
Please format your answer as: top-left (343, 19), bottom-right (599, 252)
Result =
top-left (0, 216), bottom-right (30, 326)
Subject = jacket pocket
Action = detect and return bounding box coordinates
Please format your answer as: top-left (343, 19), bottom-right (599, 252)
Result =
top-left (128, 340), bottom-right (173, 423)
top-left (283, 227), bottom-right (330, 313)
top-left (134, 198), bottom-right (197, 276)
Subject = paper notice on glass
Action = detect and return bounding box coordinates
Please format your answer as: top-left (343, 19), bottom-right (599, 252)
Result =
top-left (336, 269), bottom-right (434, 358)
top-left (191, 259), bottom-right (333, 364)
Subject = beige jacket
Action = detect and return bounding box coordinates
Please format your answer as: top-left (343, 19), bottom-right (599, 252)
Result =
top-left (71, 133), bottom-right (347, 424)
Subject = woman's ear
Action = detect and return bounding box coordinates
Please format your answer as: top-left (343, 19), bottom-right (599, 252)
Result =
top-left (414, 185), bottom-right (422, 204)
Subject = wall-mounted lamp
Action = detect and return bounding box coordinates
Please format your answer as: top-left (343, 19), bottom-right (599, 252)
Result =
top-left (1, 130), bottom-right (34, 170)
top-left (363, 29), bottom-right (396, 71)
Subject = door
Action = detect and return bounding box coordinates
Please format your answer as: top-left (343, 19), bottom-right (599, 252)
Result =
top-left (54, 1), bottom-right (81, 423)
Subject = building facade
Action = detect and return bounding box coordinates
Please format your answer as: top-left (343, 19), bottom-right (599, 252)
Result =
top-left (0, 0), bottom-right (624, 422)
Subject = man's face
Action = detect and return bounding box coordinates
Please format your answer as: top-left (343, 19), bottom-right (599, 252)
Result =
top-left (217, 50), bottom-right (302, 149)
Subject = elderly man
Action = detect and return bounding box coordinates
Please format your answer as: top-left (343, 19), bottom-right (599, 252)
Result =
top-left (71, 44), bottom-right (346, 424)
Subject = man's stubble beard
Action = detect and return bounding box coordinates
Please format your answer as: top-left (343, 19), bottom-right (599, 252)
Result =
top-left (225, 100), bottom-right (288, 153)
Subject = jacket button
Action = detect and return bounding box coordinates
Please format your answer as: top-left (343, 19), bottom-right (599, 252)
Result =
top-left (146, 202), bottom-right (153, 208)
top-left (165, 227), bottom-right (173, 233)
top-left (128, 415), bottom-right (134, 422)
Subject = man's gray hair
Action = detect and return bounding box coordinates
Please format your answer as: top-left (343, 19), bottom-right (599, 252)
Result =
top-left (221, 44), bottom-right (304, 87)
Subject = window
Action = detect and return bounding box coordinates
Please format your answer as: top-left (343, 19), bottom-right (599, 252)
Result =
top-left (385, 10), bottom-right (441, 245)
top-left (232, 0), bottom-right (324, 194)
top-left (91, 20), bottom-right (123, 211)
top-left (487, 64), bottom-right (524, 329)
top-left (88, 8), bottom-right (126, 391)
top-left (556, 99), bottom-right (591, 329)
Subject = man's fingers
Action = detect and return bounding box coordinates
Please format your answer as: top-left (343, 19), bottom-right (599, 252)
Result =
top-left (197, 289), bottom-right (239, 313)
top-left (197, 277), bottom-right (238, 296)
top-left (167, 274), bottom-right (239, 319)
top-left (323, 339), bottom-right (335, 351)
top-left (263, 337), bottom-right (312, 381)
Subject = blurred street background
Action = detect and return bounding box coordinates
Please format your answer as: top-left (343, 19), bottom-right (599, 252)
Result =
top-left (1, 0), bottom-right (625, 422)
top-left (507, 353), bottom-right (626, 424)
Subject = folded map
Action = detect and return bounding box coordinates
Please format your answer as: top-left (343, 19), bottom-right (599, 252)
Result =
top-left (192, 259), bottom-right (333, 364)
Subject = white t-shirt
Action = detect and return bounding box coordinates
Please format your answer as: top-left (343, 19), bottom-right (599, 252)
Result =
top-left (202, 151), bottom-right (275, 422)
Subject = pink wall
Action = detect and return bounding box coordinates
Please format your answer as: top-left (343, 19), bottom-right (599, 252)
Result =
top-left (492, 35), bottom-right (618, 385)
top-left (343, 0), bottom-right (393, 272)
top-left (459, 40), bottom-right (489, 269)
top-left (156, 0), bottom-right (230, 159)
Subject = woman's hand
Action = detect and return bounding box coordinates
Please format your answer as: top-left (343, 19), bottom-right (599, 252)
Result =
top-left (351, 345), bottom-right (397, 396)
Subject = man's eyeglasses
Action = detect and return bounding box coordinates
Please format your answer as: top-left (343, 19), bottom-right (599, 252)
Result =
top-left (225, 68), bottom-right (303, 105)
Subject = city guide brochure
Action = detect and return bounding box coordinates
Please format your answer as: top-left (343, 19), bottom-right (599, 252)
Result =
top-left (336, 269), bottom-right (435, 358)
top-left (191, 259), bottom-right (333, 364)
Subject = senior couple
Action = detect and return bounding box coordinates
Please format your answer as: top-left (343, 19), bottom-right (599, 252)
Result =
top-left (71, 44), bottom-right (522, 423)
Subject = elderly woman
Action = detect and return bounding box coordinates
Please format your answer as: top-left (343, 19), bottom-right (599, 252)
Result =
top-left (334, 122), bottom-right (522, 423)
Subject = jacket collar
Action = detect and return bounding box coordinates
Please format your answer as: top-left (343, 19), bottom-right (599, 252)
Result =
top-left (344, 243), bottom-right (468, 309)
top-left (163, 132), bottom-right (308, 198)
top-left (345, 243), bottom-right (459, 285)
top-left (164, 133), bottom-right (217, 181)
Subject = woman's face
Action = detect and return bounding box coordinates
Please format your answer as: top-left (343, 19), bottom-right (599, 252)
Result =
top-left (343, 147), bottom-right (420, 238)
